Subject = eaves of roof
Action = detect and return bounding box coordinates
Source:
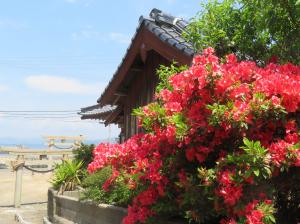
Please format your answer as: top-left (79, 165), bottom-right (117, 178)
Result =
top-left (97, 9), bottom-right (195, 105)
top-left (79, 105), bottom-right (117, 120)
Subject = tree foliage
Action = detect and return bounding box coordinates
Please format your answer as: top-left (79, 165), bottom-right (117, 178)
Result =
top-left (185, 0), bottom-right (300, 65)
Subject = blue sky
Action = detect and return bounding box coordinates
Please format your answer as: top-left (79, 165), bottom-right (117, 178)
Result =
top-left (0, 0), bottom-right (202, 144)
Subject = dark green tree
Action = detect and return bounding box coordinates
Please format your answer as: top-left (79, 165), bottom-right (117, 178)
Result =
top-left (74, 143), bottom-right (95, 169)
top-left (185, 0), bottom-right (300, 65)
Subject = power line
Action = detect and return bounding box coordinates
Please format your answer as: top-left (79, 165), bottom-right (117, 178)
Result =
top-left (0, 112), bottom-right (78, 115)
top-left (0, 55), bottom-right (120, 59)
top-left (0, 110), bottom-right (79, 112)
top-left (0, 115), bottom-right (79, 119)
top-left (0, 116), bottom-right (101, 123)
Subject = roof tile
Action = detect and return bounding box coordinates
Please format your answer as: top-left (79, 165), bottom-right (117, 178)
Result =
top-left (88, 8), bottom-right (195, 114)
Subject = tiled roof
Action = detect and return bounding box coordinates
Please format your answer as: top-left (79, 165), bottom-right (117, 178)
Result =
top-left (97, 8), bottom-right (194, 103)
top-left (144, 8), bottom-right (194, 57)
top-left (81, 8), bottom-right (194, 120)
top-left (79, 105), bottom-right (117, 120)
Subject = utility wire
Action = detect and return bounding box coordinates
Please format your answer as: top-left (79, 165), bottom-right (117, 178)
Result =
top-left (0, 116), bottom-right (79, 118)
top-left (0, 112), bottom-right (78, 115)
top-left (0, 110), bottom-right (79, 112)
top-left (0, 55), bottom-right (120, 59)
top-left (0, 114), bottom-right (78, 116)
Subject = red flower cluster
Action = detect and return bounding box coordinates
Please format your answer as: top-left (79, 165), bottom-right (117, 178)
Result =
top-left (246, 210), bottom-right (264, 224)
top-left (217, 170), bottom-right (243, 206)
top-left (88, 48), bottom-right (300, 223)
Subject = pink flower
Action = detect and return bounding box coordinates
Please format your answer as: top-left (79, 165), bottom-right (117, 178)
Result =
top-left (226, 54), bottom-right (237, 64)
top-left (185, 148), bottom-right (196, 161)
top-left (285, 120), bottom-right (297, 134)
top-left (165, 102), bottom-right (182, 113)
top-left (218, 185), bottom-right (243, 206)
top-left (203, 47), bottom-right (215, 55)
top-left (268, 140), bottom-right (291, 167)
top-left (219, 170), bottom-right (234, 185)
top-left (246, 210), bottom-right (264, 224)
top-left (220, 218), bottom-right (237, 224)
top-left (271, 96), bottom-right (281, 106)
top-left (159, 89), bottom-right (172, 102)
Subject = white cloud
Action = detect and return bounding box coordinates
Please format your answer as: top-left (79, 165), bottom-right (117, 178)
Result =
top-left (0, 84), bottom-right (8, 92)
top-left (72, 28), bottom-right (130, 44)
top-left (71, 30), bottom-right (103, 40)
top-left (25, 75), bottom-right (105, 95)
top-left (109, 32), bottom-right (131, 44)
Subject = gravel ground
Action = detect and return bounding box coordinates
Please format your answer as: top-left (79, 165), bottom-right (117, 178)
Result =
top-left (0, 203), bottom-right (47, 224)
top-left (0, 169), bottom-right (52, 223)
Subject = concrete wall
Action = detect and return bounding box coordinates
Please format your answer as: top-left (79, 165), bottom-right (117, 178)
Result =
top-left (47, 188), bottom-right (127, 224)
top-left (46, 188), bottom-right (187, 224)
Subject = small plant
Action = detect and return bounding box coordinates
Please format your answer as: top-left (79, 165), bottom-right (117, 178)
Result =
top-left (74, 143), bottom-right (95, 169)
top-left (81, 166), bottom-right (112, 202)
top-left (81, 166), bottom-right (134, 207)
top-left (51, 160), bottom-right (83, 193)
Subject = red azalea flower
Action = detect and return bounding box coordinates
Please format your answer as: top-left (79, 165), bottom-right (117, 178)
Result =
top-left (246, 210), bottom-right (264, 224)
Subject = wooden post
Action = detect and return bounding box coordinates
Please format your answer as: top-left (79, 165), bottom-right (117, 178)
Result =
top-left (62, 154), bottom-right (68, 160)
top-left (13, 160), bottom-right (24, 208)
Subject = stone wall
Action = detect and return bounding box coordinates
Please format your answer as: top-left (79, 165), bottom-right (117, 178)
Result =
top-left (46, 188), bottom-right (187, 224)
top-left (46, 188), bottom-right (127, 224)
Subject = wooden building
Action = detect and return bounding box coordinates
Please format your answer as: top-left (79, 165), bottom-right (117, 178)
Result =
top-left (80, 8), bottom-right (194, 142)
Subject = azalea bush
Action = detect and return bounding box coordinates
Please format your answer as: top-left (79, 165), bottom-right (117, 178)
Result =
top-left (88, 48), bottom-right (300, 224)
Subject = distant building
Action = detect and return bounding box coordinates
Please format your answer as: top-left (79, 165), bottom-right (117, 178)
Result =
top-left (80, 9), bottom-right (194, 142)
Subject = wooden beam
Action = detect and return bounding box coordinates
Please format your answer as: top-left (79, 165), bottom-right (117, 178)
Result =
top-left (114, 91), bottom-right (128, 97)
top-left (140, 43), bottom-right (149, 63)
top-left (130, 67), bottom-right (143, 72)
top-left (143, 28), bottom-right (192, 66)
top-left (43, 136), bottom-right (84, 141)
top-left (4, 149), bottom-right (74, 156)
top-left (104, 106), bottom-right (123, 126)
top-left (98, 25), bottom-right (192, 106)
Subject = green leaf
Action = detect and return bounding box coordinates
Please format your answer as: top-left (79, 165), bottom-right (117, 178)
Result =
top-left (243, 137), bottom-right (251, 147)
top-left (269, 214), bottom-right (276, 223)
top-left (291, 142), bottom-right (300, 151)
top-left (244, 170), bottom-right (252, 178)
top-left (264, 167), bottom-right (272, 177)
top-left (253, 169), bottom-right (260, 176)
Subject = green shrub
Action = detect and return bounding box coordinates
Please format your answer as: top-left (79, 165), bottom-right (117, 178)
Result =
top-left (81, 166), bottom-right (134, 207)
top-left (74, 143), bottom-right (95, 169)
top-left (51, 160), bottom-right (83, 192)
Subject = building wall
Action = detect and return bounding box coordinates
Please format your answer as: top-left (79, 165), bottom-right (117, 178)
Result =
top-left (123, 51), bottom-right (170, 140)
